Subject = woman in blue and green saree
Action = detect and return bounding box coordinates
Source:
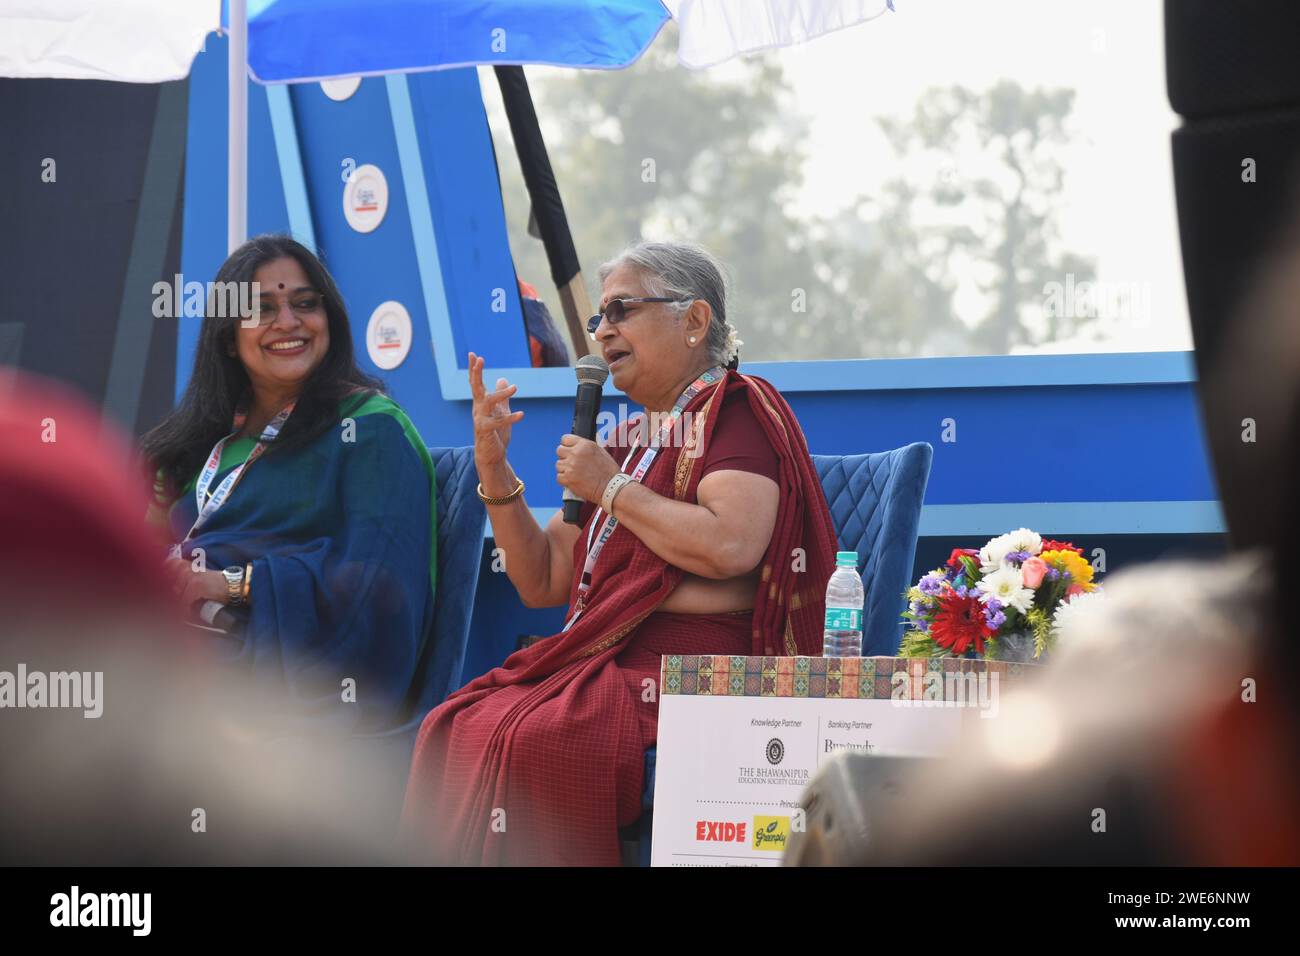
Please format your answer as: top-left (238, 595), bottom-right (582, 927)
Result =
top-left (141, 236), bottom-right (436, 738)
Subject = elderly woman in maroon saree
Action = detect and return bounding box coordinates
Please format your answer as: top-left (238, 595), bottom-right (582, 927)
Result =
top-left (402, 242), bottom-right (837, 865)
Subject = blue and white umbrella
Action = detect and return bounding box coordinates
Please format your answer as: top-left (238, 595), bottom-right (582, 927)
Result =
top-left (1, 0), bottom-right (893, 247)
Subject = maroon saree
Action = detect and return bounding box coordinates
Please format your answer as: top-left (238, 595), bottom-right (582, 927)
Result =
top-left (401, 371), bottom-right (838, 865)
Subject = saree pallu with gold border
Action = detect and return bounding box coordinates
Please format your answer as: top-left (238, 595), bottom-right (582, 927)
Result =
top-left (401, 371), bottom-right (837, 865)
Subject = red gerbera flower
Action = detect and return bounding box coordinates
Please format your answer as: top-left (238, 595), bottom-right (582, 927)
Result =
top-left (931, 592), bottom-right (994, 656)
top-left (1041, 538), bottom-right (1082, 554)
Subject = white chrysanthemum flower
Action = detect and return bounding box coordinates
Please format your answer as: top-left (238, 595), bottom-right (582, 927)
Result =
top-left (979, 533), bottom-right (1015, 573)
top-left (977, 566), bottom-right (1036, 614)
top-left (1052, 589), bottom-right (1104, 636)
top-left (980, 528), bottom-right (1042, 573)
top-left (724, 323), bottom-right (744, 362)
top-left (1005, 527), bottom-right (1043, 557)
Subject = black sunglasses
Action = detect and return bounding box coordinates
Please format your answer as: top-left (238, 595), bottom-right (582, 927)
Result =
top-left (587, 297), bottom-right (692, 335)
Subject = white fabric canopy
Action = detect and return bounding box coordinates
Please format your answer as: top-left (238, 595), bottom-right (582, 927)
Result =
top-left (0, 0), bottom-right (894, 83)
top-left (664, 0), bottom-right (893, 69)
top-left (0, 0), bottom-right (219, 82)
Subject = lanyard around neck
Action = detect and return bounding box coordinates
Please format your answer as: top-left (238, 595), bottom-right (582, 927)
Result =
top-left (175, 402), bottom-right (295, 550)
top-left (561, 366), bottom-right (725, 632)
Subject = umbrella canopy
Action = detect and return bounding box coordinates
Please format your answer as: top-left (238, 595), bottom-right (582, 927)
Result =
top-left (232, 0), bottom-right (671, 82)
top-left (1, 0), bottom-right (893, 83)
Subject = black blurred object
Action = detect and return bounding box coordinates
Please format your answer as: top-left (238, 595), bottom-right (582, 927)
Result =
top-left (785, 755), bottom-right (925, 866)
top-left (1168, 0), bottom-right (1300, 711)
top-left (495, 66), bottom-right (594, 356)
top-left (1167, 0), bottom-right (1300, 552)
top-left (493, 67), bottom-right (582, 292)
top-left (1165, 0), bottom-right (1300, 119)
top-left (791, 750), bottom-right (1179, 866)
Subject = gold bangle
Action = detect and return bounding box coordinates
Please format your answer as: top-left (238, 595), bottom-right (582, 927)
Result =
top-left (242, 562), bottom-right (252, 603)
top-left (477, 477), bottom-right (525, 506)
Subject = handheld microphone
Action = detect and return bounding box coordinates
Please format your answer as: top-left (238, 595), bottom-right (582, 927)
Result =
top-left (563, 354), bottom-right (610, 525)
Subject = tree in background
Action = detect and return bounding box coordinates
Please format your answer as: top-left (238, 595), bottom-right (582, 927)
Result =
top-left (489, 29), bottom-right (1096, 361)
top-left (873, 81), bottom-right (1097, 354)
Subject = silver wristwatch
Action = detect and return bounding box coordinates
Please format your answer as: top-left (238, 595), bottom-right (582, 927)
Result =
top-left (222, 565), bottom-right (246, 606)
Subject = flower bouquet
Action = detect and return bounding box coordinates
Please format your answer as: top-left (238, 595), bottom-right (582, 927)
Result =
top-left (900, 528), bottom-right (1101, 661)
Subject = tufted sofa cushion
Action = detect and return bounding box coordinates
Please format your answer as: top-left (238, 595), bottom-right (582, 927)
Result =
top-left (813, 443), bottom-right (933, 656)
top-left (419, 446), bottom-right (488, 712)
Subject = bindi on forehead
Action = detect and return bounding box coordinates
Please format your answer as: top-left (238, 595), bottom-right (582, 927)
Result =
top-left (259, 285), bottom-right (317, 298)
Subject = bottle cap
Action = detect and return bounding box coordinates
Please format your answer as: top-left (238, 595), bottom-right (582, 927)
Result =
top-left (835, 551), bottom-right (858, 566)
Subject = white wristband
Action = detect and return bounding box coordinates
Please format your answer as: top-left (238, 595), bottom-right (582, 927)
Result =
top-left (601, 473), bottom-right (634, 515)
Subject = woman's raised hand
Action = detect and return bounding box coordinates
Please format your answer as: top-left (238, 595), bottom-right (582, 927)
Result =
top-left (469, 351), bottom-right (524, 469)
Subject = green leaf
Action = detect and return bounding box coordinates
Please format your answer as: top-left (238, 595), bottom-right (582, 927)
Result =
top-left (959, 555), bottom-right (981, 580)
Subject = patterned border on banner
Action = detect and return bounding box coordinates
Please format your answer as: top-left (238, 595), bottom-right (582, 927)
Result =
top-left (660, 655), bottom-right (1035, 699)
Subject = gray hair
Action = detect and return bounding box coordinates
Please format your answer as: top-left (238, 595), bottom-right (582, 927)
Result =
top-left (596, 241), bottom-right (738, 368)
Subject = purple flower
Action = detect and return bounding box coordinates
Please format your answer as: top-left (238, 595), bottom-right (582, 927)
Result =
top-left (1006, 550), bottom-right (1032, 564)
top-left (982, 596), bottom-right (1006, 630)
top-left (919, 572), bottom-right (945, 596)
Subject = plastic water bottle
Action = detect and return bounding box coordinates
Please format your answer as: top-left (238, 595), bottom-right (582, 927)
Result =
top-left (823, 551), bottom-right (864, 657)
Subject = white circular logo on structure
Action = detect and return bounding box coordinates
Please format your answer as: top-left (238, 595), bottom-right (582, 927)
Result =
top-left (320, 77), bottom-right (362, 101)
top-left (343, 163), bottom-right (388, 233)
top-left (366, 300), bottom-right (413, 370)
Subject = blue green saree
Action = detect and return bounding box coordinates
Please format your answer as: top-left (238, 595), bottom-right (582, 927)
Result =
top-left (166, 393), bottom-right (437, 734)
